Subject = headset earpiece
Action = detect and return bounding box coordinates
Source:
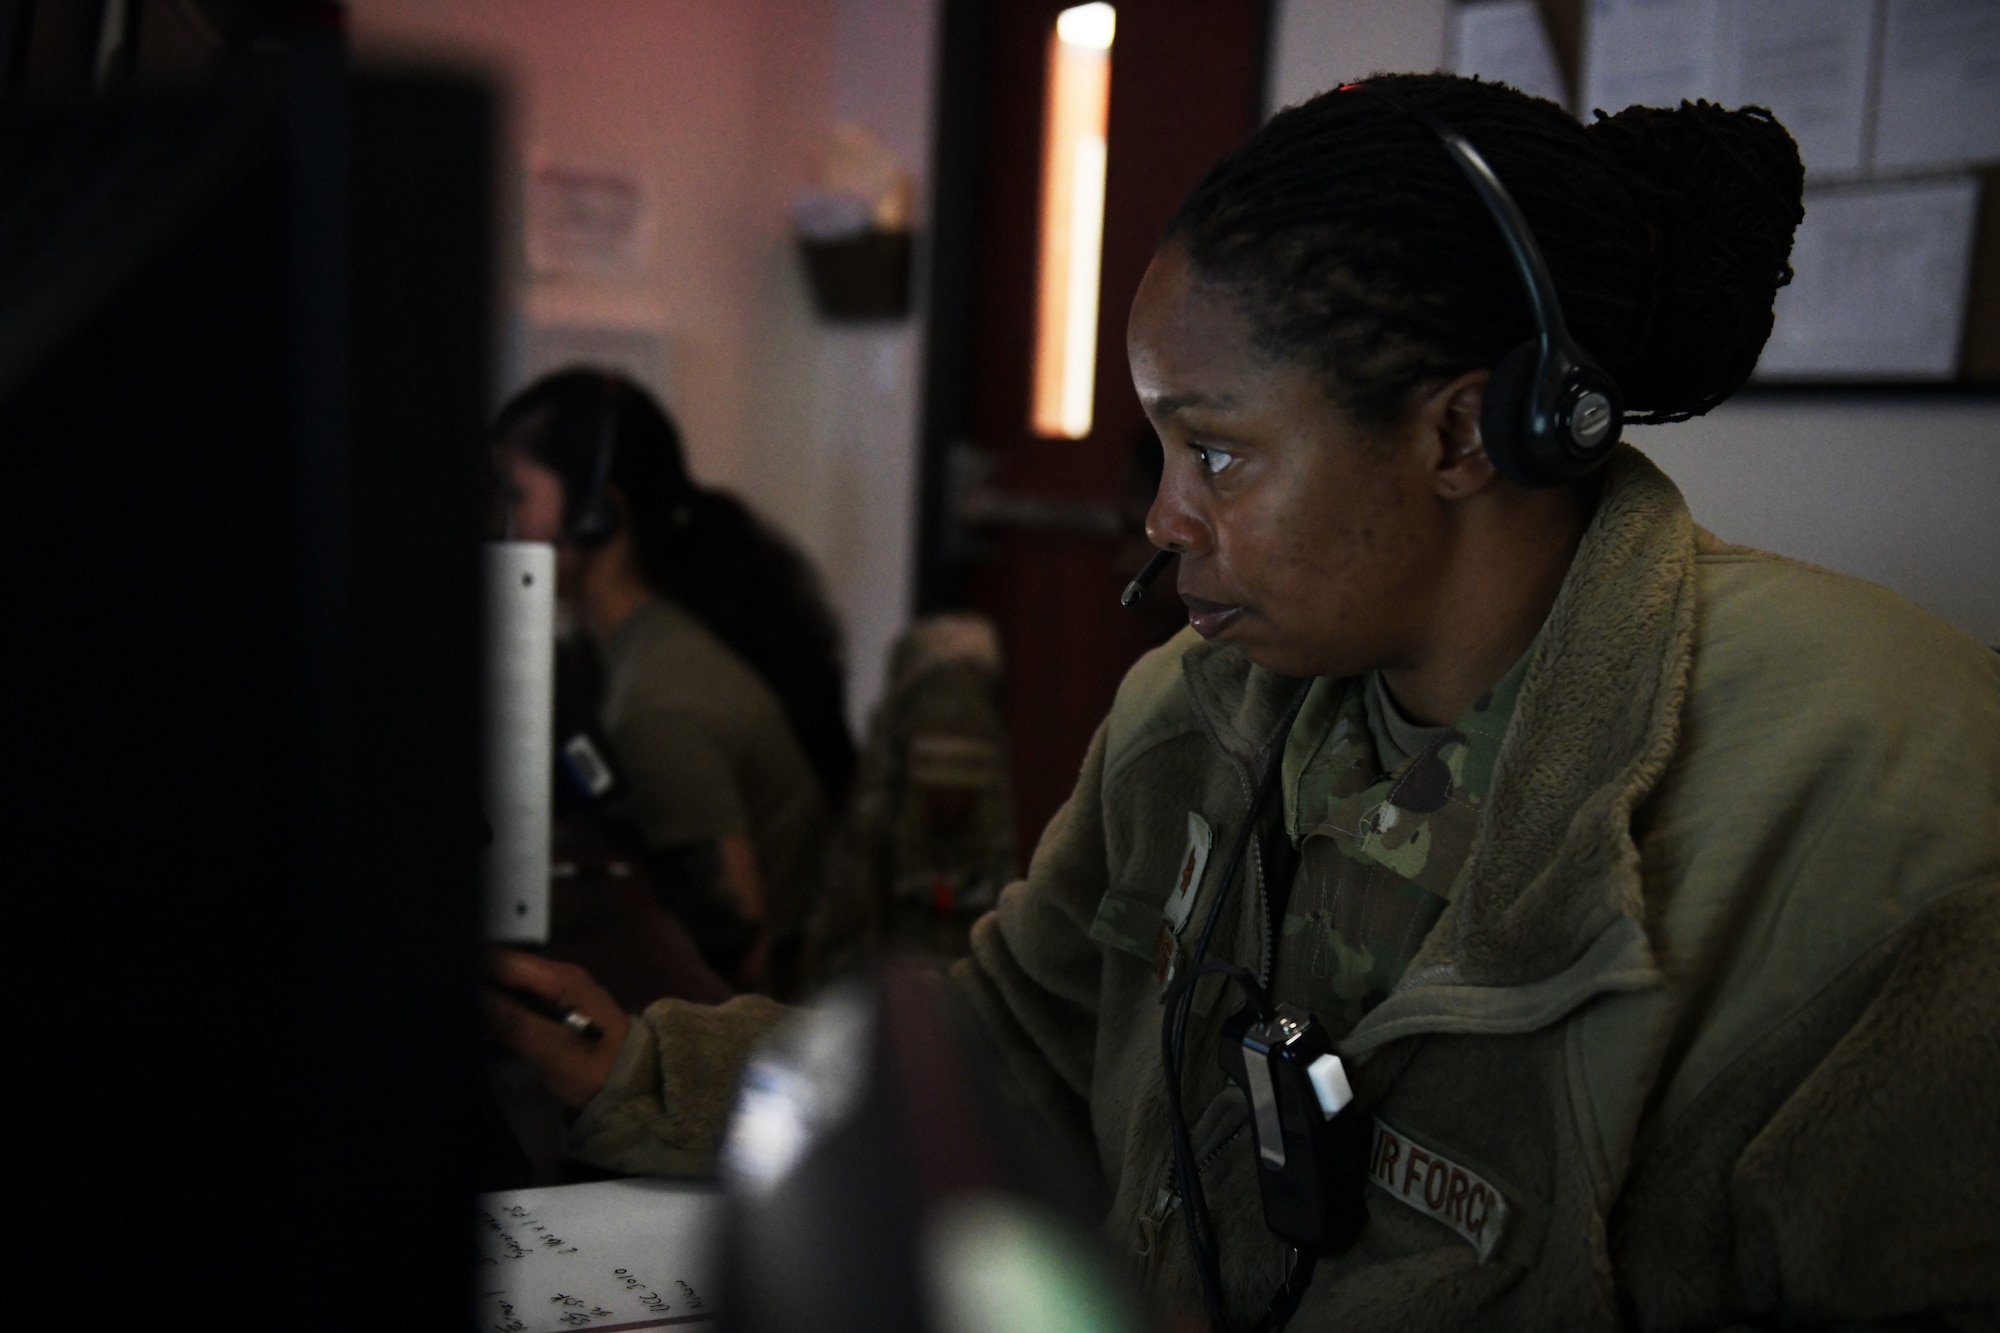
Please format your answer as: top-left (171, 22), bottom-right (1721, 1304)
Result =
top-left (1534, 352), bottom-right (1622, 484)
top-left (1481, 338), bottom-right (1623, 487)
top-left (1355, 82), bottom-right (1624, 487)
top-left (566, 490), bottom-right (619, 549)
top-left (1478, 341), bottom-right (1542, 487)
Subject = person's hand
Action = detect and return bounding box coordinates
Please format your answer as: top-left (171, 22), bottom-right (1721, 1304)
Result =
top-left (485, 950), bottom-right (634, 1110)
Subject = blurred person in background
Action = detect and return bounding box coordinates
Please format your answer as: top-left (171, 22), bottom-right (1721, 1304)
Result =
top-left (806, 613), bottom-right (1018, 976)
top-left (492, 370), bottom-right (855, 997)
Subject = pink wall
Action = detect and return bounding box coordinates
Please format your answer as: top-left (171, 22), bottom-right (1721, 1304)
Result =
top-left (351, 0), bottom-right (835, 497)
top-left (349, 1), bottom-right (941, 721)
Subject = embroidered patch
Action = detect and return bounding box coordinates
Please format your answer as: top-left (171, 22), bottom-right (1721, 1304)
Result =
top-left (1151, 813), bottom-right (1214, 994)
top-left (1163, 812), bottom-right (1213, 935)
top-left (1367, 1119), bottom-right (1509, 1262)
top-left (1151, 925), bottom-right (1185, 992)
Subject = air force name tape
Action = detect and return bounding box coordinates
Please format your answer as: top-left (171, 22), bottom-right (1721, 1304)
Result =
top-left (1368, 1119), bottom-right (1509, 1262)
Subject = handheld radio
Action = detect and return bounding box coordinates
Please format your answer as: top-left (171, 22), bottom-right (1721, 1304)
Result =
top-left (1217, 1000), bottom-right (1369, 1251)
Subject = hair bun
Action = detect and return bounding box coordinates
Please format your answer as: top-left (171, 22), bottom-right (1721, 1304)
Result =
top-left (1585, 100), bottom-right (1805, 419)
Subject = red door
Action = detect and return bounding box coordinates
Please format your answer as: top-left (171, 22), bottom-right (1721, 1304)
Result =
top-left (954, 1), bottom-right (1269, 853)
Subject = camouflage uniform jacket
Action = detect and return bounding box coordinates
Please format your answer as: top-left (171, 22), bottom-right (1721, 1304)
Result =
top-left (1092, 655), bottom-right (1534, 1047)
top-left (571, 449), bottom-right (2000, 1329)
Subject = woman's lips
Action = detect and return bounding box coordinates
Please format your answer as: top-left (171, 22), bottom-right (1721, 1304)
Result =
top-left (1181, 595), bottom-right (1246, 639)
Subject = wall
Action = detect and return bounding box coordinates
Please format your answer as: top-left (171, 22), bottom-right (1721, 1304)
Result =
top-left (1636, 400), bottom-right (2000, 644)
top-left (348, 0), bottom-right (938, 726)
top-left (1268, 0), bottom-right (1452, 111)
top-left (1267, 0), bottom-right (2000, 646)
top-left (810, 0), bottom-right (938, 726)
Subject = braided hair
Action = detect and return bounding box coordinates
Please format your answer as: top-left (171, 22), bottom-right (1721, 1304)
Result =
top-left (1166, 73), bottom-right (1805, 432)
top-left (493, 370), bottom-right (857, 809)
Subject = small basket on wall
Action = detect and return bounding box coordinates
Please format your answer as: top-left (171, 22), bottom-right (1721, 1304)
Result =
top-left (797, 229), bottom-right (914, 321)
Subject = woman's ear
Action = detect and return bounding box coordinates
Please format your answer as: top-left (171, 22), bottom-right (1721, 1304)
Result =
top-left (1423, 369), bottom-right (1496, 500)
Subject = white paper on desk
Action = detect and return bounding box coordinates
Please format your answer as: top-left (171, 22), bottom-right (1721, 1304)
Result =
top-left (1452, 1), bottom-right (1570, 108)
top-left (1717, 0), bottom-right (1875, 179)
top-left (1757, 175), bottom-right (1981, 380)
top-left (1583, 0), bottom-right (1726, 116)
top-left (1874, 0), bottom-right (2000, 174)
top-left (475, 1179), bottom-right (724, 1331)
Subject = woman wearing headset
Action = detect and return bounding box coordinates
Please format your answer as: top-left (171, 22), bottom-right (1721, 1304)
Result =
top-left (492, 76), bottom-right (1999, 1327)
top-left (493, 371), bottom-right (855, 995)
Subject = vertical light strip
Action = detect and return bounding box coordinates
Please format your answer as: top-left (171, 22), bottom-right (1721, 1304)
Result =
top-left (1031, 5), bottom-right (1114, 440)
top-left (1061, 136), bottom-right (1107, 435)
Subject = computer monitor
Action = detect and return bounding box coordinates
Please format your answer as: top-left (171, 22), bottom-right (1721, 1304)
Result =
top-left (2, 56), bottom-right (494, 1327)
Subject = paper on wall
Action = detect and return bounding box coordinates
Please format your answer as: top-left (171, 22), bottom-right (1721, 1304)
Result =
top-left (1716, 0), bottom-right (1874, 179)
top-left (1583, 0), bottom-right (1873, 179)
top-left (1582, 0), bottom-right (1726, 117)
top-left (1452, 0), bottom-right (1569, 109)
top-left (526, 160), bottom-right (655, 279)
top-left (1756, 175), bottom-right (1981, 380)
top-left (475, 1178), bottom-right (724, 1331)
top-left (1873, 0), bottom-right (2000, 173)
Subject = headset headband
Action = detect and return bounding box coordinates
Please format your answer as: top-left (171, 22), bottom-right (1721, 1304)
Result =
top-left (1343, 82), bottom-right (1623, 486)
top-left (565, 374), bottom-right (622, 547)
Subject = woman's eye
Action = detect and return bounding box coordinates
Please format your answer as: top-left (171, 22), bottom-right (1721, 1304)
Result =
top-left (1193, 445), bottom-right (1235, 476)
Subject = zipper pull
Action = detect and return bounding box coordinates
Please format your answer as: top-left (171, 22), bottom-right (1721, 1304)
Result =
top-left (1134, 1183), bottom-right (1177, 1259)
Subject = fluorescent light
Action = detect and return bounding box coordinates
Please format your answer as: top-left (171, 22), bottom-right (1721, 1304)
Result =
top-left (1060, 136), bottom-right (1107, 438)
top-left (1056, 3), bottom-right (1115, 52)
top-left (1031, 8), bottom-right (1114, 439)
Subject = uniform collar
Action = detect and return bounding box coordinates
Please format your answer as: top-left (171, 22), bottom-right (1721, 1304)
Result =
top-left (1277, 639), bottom-right (1538, 847)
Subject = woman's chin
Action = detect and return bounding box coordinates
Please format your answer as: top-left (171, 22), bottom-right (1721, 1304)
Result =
top-left (1224, 634), bottom-right (1350, 681)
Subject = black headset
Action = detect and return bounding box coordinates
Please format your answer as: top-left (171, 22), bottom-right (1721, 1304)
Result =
top-left (1356, 83), bottom-right (1623, 488)
top-left (564, 375), bottom-right (622, 548)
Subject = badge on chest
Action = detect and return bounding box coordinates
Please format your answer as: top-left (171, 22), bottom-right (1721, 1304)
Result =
top-left (1152, 811), bottom-right (1213, 993)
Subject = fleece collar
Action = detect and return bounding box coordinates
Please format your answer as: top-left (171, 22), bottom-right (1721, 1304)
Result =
top-left (1177, 447), bottom-right (1698, 1054)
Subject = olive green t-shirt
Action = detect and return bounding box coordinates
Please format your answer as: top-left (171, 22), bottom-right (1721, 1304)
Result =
top-left (596, 598), bottom-right (831, 935)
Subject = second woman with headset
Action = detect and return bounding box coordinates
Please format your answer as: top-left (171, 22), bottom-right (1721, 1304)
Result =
top-left (493, 370), bottom-right (855, 996)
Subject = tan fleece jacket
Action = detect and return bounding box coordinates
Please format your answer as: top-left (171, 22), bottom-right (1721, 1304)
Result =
top-left (572, 448), bottom-right (2000, 1331)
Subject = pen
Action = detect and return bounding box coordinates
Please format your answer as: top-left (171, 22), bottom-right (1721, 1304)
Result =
top-left (489, 983), bottom-right (606, 1040)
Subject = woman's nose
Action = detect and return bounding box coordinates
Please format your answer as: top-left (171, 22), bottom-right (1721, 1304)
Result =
top-left (1145, 466), bottom-right (1212, 558)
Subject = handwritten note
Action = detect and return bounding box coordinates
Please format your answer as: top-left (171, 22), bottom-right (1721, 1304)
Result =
top-left (475, 1179), bottom-right (724, 1332)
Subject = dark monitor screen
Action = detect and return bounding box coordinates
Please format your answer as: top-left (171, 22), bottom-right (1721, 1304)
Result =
top-left (2, 59), bottom-right (493, 1327)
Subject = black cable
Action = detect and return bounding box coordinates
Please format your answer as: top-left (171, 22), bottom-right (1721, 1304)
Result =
top-left (1253, 1247), bottom-right (1318, 1333)
top-left (1165, 802), bottom-right (1279, 1327)
top-left (1161, 962), bottom-right (1249, 1328)
top-left (1160, 694), bottom-right (1306, 1331)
